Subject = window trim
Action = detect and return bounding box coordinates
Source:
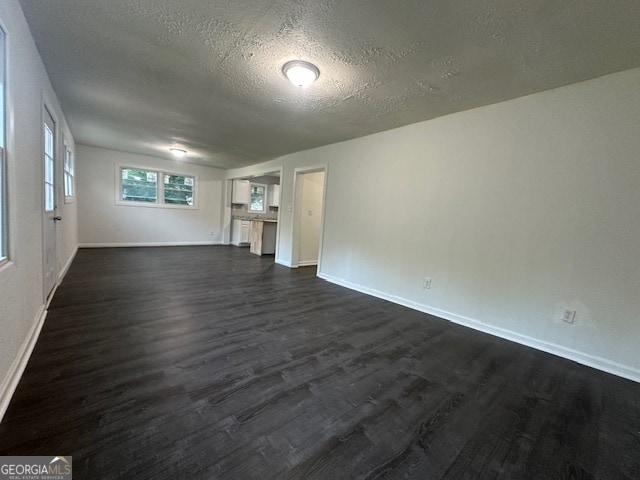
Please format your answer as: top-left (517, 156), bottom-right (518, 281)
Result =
top-left (63, 142), bottom-right (75, 203)
top-left (115, 164), bottom-right (199, 210)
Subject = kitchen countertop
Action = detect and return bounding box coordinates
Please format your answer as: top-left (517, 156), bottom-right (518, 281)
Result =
top-left (233, 216), bottom-right (277, 223)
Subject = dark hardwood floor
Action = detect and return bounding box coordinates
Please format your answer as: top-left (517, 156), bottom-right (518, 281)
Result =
top-left (1, 246), bottom-right (639, 479)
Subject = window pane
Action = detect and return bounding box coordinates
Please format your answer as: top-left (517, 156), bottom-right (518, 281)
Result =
top-left (44, 125), bottom-right (55, 212)
top-left (249, 185), bottom-right (266, 212)
top-left (121, 167), bottom-right (157, 203)
top-left (64, 146), bottom-right (74, 197)
top-left (163, 174), bottom-right (194, 206)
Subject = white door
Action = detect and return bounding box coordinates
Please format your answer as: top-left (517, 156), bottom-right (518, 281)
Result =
top-left (43, 107), bottom-right (57, 300)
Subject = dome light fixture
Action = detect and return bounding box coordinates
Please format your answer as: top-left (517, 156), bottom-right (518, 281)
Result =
top-left (170, 147), bottom-right (187, 158)
top-left (282, 60), bottom-right (319, 87)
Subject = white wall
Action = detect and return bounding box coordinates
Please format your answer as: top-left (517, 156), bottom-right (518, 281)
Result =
top-left (227, 67), bottom-right (640, 381)
top-left (0, 0), bottom-right (77, 419)
top-left (298, 172), bottom-right (324, 265)
top-left (77, 145), bottom-right (226, 246)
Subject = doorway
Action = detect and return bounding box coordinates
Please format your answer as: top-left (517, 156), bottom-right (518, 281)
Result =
top-left (42, 106), bottom-right (57, 300)
top-left (293, 168), bottom-right (326, 268)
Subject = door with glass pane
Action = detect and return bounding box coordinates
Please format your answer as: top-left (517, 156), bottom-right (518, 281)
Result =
top-left (43, 107), bottom-right (57, 299)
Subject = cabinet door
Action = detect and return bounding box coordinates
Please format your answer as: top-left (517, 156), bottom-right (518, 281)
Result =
top-left (241, 221), bottom-right (250, 243)
top-left (231, 219), bottom-right (242, 245)
top-left (232, 179), bottom-right (250, 204)
top-left (262, 223), bottom-right (277, 254)
top-left (268, 184), bottom-right (280, 207)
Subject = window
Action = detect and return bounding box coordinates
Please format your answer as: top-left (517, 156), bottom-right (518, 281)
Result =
top-left (63, 144), bottom-right (75, 200)
top-left (164, 174), bottom-right (194, 206)
top-left (0, 28), bottom-right (5, 261)
top-left (43, 120), bottom-right (55, 212)
top-left (249, 184), bottom-right (266, 213)
top-left (121, 167), bottom-right (157, 203)
top-left (118, 166), bottom-right (196, 208)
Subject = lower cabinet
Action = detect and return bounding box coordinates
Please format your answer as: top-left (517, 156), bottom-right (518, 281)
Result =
top-left (249, 221), bottom-right (277, 256)
top-left (232, 219), bottom-right (277, 253)
top-left (231, 219), bottom-right (250, 246)
top-left (261, 223), bottom-right (277, 254)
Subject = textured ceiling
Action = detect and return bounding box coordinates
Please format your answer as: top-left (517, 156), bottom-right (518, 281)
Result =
top-left (18, 0), bottom-right (640, 169)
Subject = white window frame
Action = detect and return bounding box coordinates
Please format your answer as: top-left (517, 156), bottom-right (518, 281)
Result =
top-left (63, 143), bottom-right (75, 202)
top-left (43, 119), bottom-right (55, 212)
top-left (248, 182), bottom-right (267, 214)
top-left (115, 164), bottom-right (198, 210)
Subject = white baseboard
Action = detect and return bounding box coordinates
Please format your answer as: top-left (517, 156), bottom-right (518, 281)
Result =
top-left (0, 306), bottom-right (47, 424)
top-left (317, 272), bottom-right (640, 384)
top-left (298, 260), bottom-right (318, 267)
top-left (276, 258), bottom-right (294, 268)
top-left (58, 245), bottom-right (78, 282)
top-left (276, 258), bottom-right (319, 268)
top-left (79, 241), bottom-right (224, 248)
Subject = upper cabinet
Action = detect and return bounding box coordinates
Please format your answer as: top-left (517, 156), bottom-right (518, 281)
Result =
top-left (232, 179), bottom-right (250, 204)
top-left (268, 184), bottom-right (280, 207)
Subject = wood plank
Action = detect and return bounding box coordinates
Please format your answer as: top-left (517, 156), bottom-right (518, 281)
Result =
top-left (1, 246), bottom-right (639, 480)
top-left (249, 220), bottom-right (263, 255)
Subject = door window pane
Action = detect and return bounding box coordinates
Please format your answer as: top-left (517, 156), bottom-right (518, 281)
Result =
top-left (44, 123), bottom-right (55, 212)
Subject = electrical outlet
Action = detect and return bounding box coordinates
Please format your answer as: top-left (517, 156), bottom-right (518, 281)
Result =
top-left (423, 277), bottom-right (432, 289)
top-left (562, 309), bottom-right (577, 324)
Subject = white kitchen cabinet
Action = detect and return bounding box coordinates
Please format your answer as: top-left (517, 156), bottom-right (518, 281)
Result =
top-left (268, 184), bottom-right (280, 207)
top-left (232, 179), bottom-right (250, 204)
top-left (231, 219), bottom-right (251, 246)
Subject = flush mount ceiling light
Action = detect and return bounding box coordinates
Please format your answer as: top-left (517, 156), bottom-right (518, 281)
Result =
top-left (282, 60), bottom-right (320, 87)
top-left (170, 147), bottom-right (187, 158)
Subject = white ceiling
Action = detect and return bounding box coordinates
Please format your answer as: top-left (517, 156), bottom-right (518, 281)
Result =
top-left (19, 0), bottom-right (640, 169)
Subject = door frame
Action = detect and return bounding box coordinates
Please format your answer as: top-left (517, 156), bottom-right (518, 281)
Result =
top-left (42, 101), bottom-right (59, 302)
top-left (225, 166), bottom-right (284, 253)
top-left (291, 165), bottom-right (328, 270)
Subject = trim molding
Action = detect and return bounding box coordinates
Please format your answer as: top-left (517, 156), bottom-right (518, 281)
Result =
top-left (276, 258), bottom-right (294, 268)
top-left (0, 306), bottom-right (47, 424)
top-left (58, 245), bottom-right (78, 281)
top-left (317, 272), bottom-right (640, 384)
top-left (79, 241), bottom-right (223, 248)
top-left (298, 260), bottom-right (318, 267)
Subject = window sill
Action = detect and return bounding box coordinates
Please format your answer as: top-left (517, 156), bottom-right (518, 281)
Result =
top-left (115, 200), bottom-right (198, 210)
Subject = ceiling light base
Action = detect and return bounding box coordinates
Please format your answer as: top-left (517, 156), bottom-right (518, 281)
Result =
top-left (282, 60), bottom-right (319, 87)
